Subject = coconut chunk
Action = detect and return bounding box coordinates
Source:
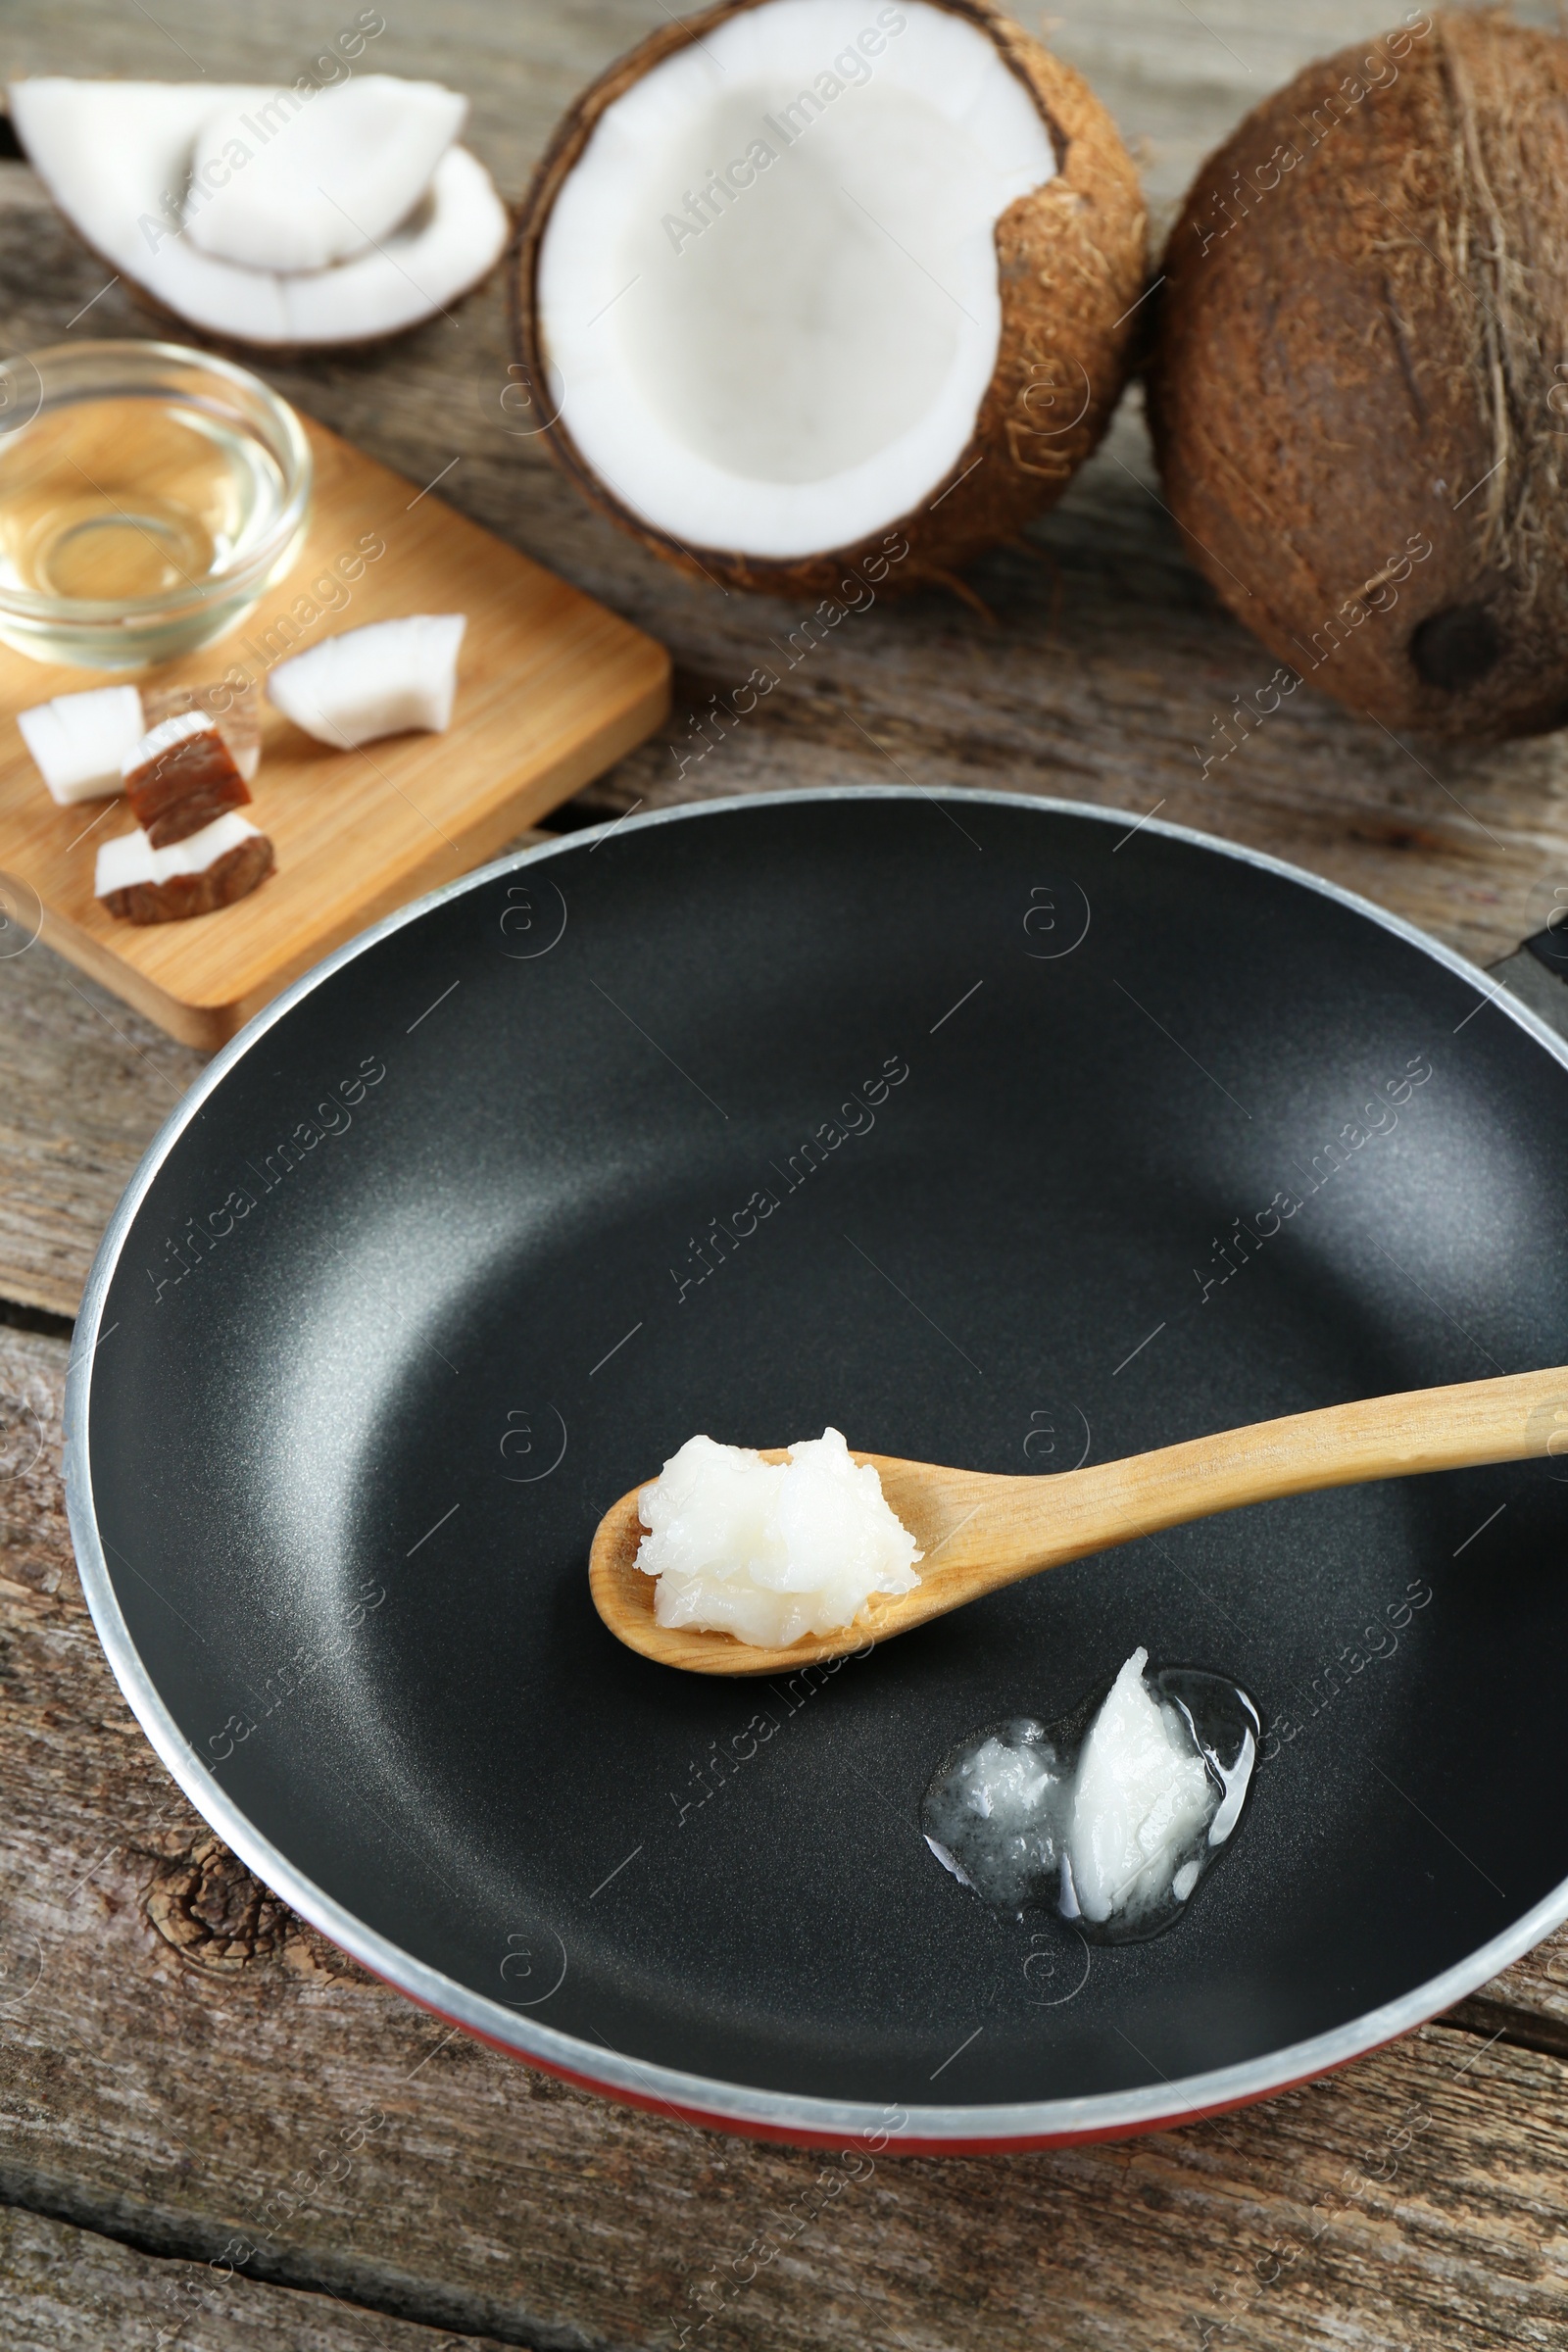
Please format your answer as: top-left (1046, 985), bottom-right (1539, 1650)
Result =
top-left (7, 78), bottom-right (509, 349)
top-left (17, 684), bottom-right (143, 805)
top-left (96, 810), bottom-right (273, 924)
top-left (96, 808), bottom-right (259, 894)
top-left (122, 710), bottom-right (251, 846)
top-left (266, 614), bottom-right (466, 747)
top-left (143, 677), bottom-right (262, 782)
top-left (185, 75), bottom-right (466, 273)
top-left (120, 710), bottom-right (213, 777)
top-left (1066, 1649), bottom-right (1215, 1926)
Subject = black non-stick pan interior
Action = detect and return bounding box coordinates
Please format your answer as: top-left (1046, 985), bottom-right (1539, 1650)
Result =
top-left (78, 792), bottom-right (1568, 2121)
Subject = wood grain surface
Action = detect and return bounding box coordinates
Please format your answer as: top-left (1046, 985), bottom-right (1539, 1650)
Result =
top-left (0, 2204), bottom-right (514, 2352)
top-left (0, 416), bottom-right (668, 1048)
top-left (3, 2), bottom-right (1568, 2346)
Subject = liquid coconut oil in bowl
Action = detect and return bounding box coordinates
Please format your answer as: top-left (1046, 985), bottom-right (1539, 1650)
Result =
top-left (0, 340), bottom-right (311, 668)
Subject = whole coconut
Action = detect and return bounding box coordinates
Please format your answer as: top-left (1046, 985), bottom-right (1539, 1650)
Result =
top-left (511, 0), bottom-right (1147, 600)
top-left (1150, 10), bottom-right (1568, 740)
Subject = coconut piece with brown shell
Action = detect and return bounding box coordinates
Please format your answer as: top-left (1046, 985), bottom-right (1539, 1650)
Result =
top-left (95, 811), bottom-right (273, 925)
top-left (143, 675), bottom-right (262, 782)
top-left (122, 710), bottom-right (252, 846)
top-left (1148, 9), bottom-right (1568, 742)
top-left (510, 0), bottom-right (1147, 600)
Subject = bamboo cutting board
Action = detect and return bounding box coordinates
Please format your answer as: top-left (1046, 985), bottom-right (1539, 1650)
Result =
top-left (0, 415), bottom-right (669, 1048)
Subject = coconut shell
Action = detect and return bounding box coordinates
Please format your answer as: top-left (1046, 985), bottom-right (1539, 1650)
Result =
top-left (1149, 10), bottom-right (1568, 741)
top-left (510, 0), bottom-right (1147, 599)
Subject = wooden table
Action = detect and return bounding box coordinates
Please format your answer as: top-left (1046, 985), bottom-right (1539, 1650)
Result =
top-left (4, 4), bottom-right (1568, 2345)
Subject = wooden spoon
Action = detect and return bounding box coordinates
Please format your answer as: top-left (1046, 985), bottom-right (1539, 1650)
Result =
top-left (589, 1367), bottom-right (1568, 1676)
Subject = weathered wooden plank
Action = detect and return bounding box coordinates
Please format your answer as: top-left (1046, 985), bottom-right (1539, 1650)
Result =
top-left (0, 2202), bottom-right (515, 2352)
top-left (5, 2), bottom-right (1568, 2331)
top-left (0, 944), bottom-right (206, 1320)
top-left (4, 1322), bottom-right (1568, 2352)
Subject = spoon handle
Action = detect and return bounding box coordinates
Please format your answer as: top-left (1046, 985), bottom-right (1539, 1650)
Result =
top-left (964, 1364), bottom-right (1568, 1590)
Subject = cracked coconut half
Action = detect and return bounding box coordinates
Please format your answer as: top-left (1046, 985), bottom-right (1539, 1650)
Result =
top-left (9, 74), bottom-right (508, 348)
top-left (512, 0), bottom-right (1147, 597)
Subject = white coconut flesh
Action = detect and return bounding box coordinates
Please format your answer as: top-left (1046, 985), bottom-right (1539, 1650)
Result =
top-left (266, 613), bottom-right (466, 747)
top-left (18, 683), bottom-right (142, 804)
top-left (187, 76), bottom-right (468, 272)
top-left (537, 0), bottom-right (1056, 561)
top-left (7, 78), bottom-right (508, 346)
top-left (95, 809), bottom-right (261, 897)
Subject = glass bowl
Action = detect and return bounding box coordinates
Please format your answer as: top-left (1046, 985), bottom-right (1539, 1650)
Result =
top-left (0, 339), bottom-right (313, 670)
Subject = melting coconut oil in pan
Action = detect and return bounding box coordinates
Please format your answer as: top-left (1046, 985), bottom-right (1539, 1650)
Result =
top-left (922, 1648), bottom-right (1259, 1943)
top-left (0, 394), bottom-right (288, 639)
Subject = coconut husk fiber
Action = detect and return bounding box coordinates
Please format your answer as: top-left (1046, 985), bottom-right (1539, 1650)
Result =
top-left (1150, 9), bottom-right (1568, 742)
top-left (511, 0), bottom-right (1147, 600)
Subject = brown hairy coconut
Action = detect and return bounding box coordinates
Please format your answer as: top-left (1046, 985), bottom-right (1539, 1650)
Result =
top-left (1150, 10), bottom-right (1568, 742)
top-left (510, 0), bottom-right (1146, 599)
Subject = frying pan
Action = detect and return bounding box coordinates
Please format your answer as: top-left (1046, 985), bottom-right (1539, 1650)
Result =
top-left (66, 789), bottom-right (1568, 2151)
